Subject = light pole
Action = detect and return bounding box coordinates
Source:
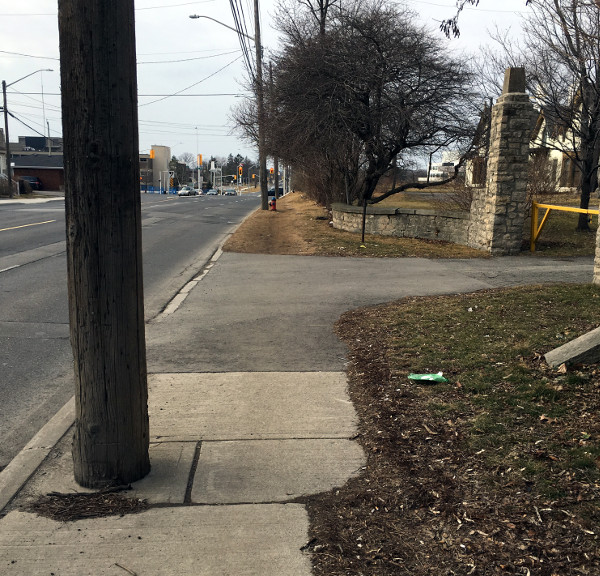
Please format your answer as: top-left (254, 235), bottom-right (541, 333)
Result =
top-left (2, 69), bottom-right (53, 196)
top-left (189, 8), bottom-right (268, 209)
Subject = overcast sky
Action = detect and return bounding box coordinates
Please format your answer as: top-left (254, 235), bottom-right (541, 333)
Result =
top-left (1, 0), bottom-right (528, 163)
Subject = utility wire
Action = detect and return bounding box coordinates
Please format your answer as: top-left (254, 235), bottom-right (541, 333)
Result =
top-left (0, 48), bottom-right (240, 65)
top-left (138, 54), bottom-right (243, 106)
top-left (0, 50), bottom-right (59, 61)
top-left (6, 110), bottom-right (48, 139)
top-left (0, 2), bottom-right (217, 16)
top-left (14, 92), bottom-right (247, 97)
top-left (138, 49), bottom-right (240, 64)
top-left (136, 1), bottom-right (215, 10)
top-left (229, 0), bottom-right (255, 78)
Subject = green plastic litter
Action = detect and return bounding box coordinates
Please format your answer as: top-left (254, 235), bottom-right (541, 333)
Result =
top-left (407, 372), bottom-right (448, 383)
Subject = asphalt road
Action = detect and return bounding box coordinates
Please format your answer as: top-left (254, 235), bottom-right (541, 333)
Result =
top-left (0, 191), bottom-right (260, 472)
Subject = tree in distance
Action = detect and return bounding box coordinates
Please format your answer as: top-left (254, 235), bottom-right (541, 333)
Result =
top-left (439, 0), bottom-right (532, 38)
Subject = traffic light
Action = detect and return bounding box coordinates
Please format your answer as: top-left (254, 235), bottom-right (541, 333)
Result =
top-left (269, 167), bottom-right (274, 174)
top-left (197, 154), bottom-right (203, 166)
top-left (252, 174), bottom-right (256, 179)
top-left (149, 149), bottom-right (155, 159)
top-left (238, 166), bottom-right (243, 176)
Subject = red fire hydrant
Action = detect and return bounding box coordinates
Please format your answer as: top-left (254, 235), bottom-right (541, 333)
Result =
top-left (269, 197), bottom-right (277, 211)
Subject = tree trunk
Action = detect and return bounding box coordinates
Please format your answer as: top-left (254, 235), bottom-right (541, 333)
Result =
top-left (578, 183), bottom-right (593, 232)
top-left (577, 145), bottom-right (597, 232)
top-left (58, 0), bottom-right (150, 488)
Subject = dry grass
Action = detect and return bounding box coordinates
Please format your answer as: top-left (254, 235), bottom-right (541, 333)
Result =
top-left (225, 190), bottom-right (598, 259)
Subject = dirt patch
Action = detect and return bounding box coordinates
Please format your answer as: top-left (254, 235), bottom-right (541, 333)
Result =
top-left (224, 192), bottom-right (324, 255)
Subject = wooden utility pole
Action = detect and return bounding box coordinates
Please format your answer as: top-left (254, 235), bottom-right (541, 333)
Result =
top-left (254, 0), bottom-right (268, 210)
top-left (58, 0), bottom-right (150, 487)
top-left (269, 61), bottom-right (279, 200)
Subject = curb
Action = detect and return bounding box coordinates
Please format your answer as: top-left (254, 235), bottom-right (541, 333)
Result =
top-left (0, 196), bottom-right (65, 205)
top-left (0, 398), bottom-right (74, 513)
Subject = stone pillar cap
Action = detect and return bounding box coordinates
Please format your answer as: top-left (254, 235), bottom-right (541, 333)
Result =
top-left (502, 67), bottom-right (526, 94)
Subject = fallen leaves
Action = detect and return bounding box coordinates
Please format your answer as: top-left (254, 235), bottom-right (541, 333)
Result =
top-left (27, 489), bottom-right (148, 522)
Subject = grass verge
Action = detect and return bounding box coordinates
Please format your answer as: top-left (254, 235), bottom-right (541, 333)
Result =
top-left (305, 283), bottom-right (600, 575)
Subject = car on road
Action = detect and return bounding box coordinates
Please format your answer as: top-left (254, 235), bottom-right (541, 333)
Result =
top-left (18, 175), bottom-right (43, 191)
top-left (177, 186), bottom-right (197, 196)
top-left (268, 185), bottom-right (284, 197)
top-left (223, 188), bottom-right (237, 196)
top-left (205, 189), bottom-right (219, 195)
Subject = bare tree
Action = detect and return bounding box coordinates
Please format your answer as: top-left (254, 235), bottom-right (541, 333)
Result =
top-left (296, 0), bottom-right (339, 35)
top-left (269, 0), bottom-right (478, 206)
top-left (440, 0), bottom-right (532, 38)
top-left (528, 149), bottom-right (560, 205)
top-left (178, 152), bottom-right (197, 169)
top-left (273, 0), bottom-right (339, 45)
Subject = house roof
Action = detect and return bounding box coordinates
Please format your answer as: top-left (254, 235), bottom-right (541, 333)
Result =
top-left (12, 154), bottom-right (64, 169)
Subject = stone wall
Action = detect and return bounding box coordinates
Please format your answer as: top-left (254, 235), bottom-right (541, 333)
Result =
top-left (332, 204), bottom-right (470, 245)
top-left (332, 68), bottom-right (535, 255)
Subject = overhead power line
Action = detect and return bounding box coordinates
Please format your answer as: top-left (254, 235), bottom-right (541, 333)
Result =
top-left (0, 1), bottom-right (217, 16)
top-left (1, 48), bottom-right (240, 64)
top-left (138, 54), bottom-right (243, 106)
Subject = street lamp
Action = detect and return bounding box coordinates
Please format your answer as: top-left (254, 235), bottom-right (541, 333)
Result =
top-left (2, 68), bottom-right (53, 196)
top-left (189, 14), bottom-right (254, 41)
top-left (189, 7), bottom-right (269, 209)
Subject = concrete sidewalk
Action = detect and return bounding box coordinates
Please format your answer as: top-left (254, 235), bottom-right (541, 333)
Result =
top-left (0, 251), bottom-right (594, 575)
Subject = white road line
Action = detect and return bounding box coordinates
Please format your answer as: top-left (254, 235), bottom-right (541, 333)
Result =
top-left (0, 264), bottom-right (21, 273)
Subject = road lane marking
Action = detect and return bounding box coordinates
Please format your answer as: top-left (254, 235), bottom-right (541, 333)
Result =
top-left (0, 219), bottom-right (56, 232)
top-left (0, 264), bottom-right (21, 273)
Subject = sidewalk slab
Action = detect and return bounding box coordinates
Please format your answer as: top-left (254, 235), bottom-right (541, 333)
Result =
top-left (0, 504), bottom-right (311, 575)
top-left (192, 438), bottom-right (364, 503)
top-left (17, 439), bottom-right (196, 506)
top-left (148, 371), bottom-right (358, 441)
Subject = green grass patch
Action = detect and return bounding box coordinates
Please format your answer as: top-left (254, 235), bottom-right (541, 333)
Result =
top-left (393, 284), bottom-right (599, 485)
top-left (307, 283), bottom-right (600, 575)
top-left (532, 210), bottom-right (598, 257)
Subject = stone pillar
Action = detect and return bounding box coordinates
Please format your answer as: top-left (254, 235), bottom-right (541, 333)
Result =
top-left (468, 67), bottom-right (534, 254)
top-left (593, 229), bottom-right (600, 284)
